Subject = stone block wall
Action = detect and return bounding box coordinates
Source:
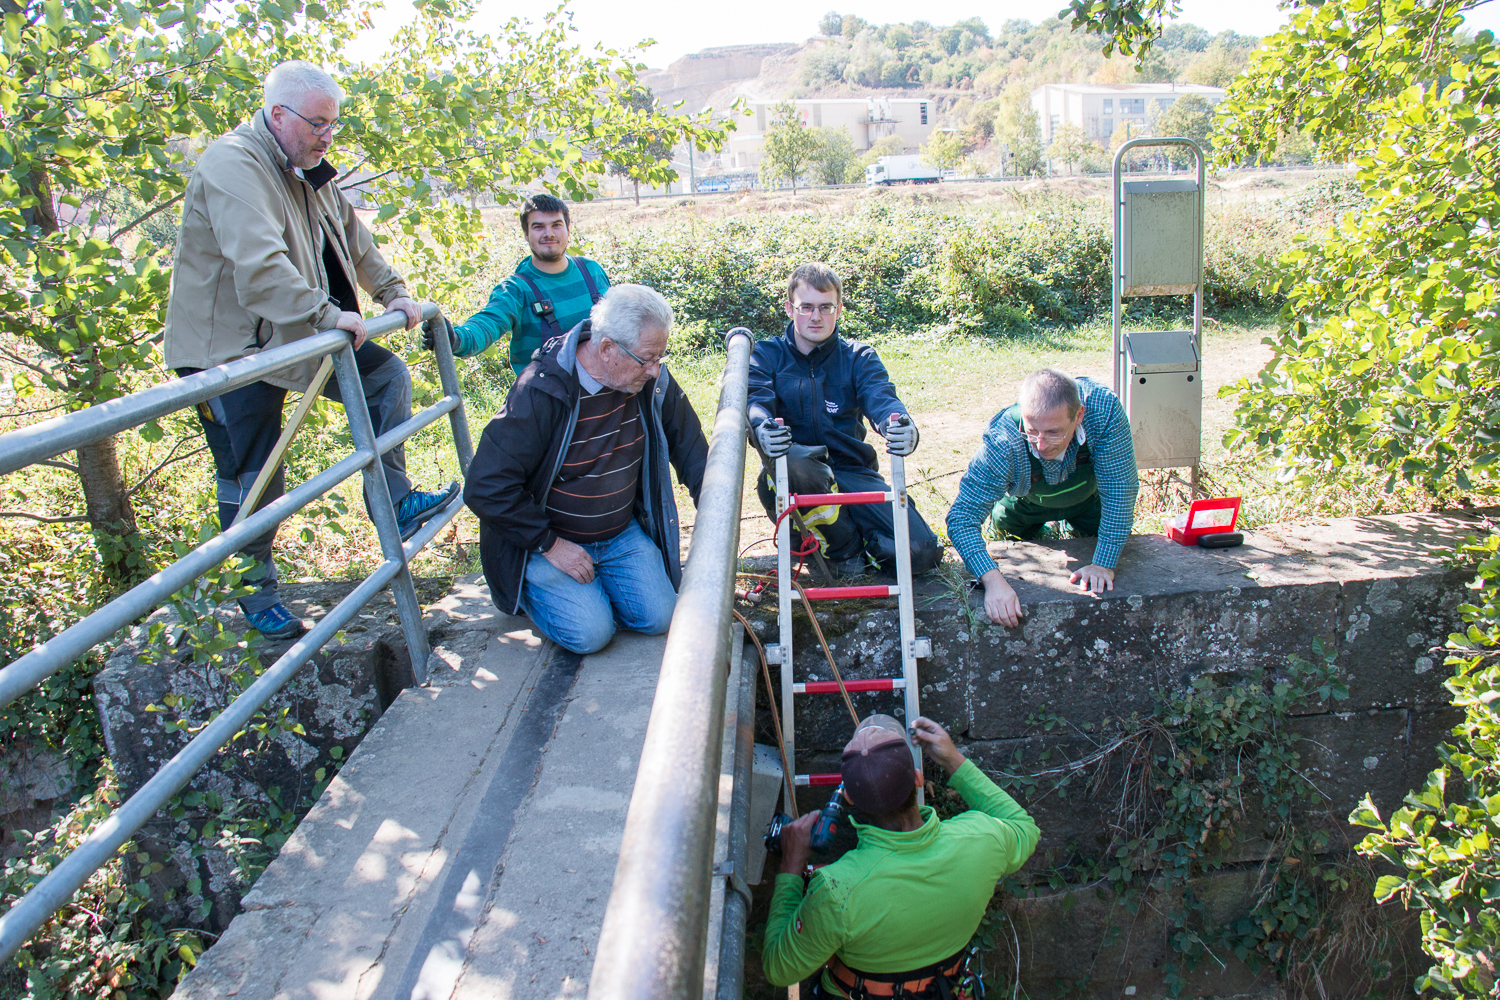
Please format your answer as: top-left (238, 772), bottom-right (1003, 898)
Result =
top-left (743, 511), bottom-right (1486, 998)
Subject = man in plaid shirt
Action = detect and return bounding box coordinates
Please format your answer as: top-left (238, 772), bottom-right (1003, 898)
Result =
top-left (945, 369), bottom-right (1138, 627)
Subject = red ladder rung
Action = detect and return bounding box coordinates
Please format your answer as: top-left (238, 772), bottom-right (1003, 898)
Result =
top-left (794, 678), bottom-right (906, 694)
top-left (790, 491), bottom-right (892, 507)
top-left (803, 585), bottom-right (898, 600)
top-left (794, 773), bottom-right (843, 787)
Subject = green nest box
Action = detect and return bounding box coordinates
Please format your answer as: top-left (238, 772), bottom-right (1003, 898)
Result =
top-left (1120, 179), bottom-right (1201, 296)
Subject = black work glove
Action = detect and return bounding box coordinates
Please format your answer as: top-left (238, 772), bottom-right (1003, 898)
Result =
top-left (421, 316), bottom-right (457, 353)
top-left (754, 418), bottom-right (793, 459)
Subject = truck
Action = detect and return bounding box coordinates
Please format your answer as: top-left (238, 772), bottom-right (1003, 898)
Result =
top-left (864, 154), bottom-right (941, 186)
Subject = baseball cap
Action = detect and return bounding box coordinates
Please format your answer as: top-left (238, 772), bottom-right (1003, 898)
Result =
top-left (841, 714), bottom-right (917, 814)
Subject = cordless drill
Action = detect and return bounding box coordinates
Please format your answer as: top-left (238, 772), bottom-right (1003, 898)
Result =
top-left (764, 782), bottom-right (850, 854)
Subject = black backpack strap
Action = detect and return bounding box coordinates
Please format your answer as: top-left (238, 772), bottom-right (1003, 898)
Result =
top-left (514, 270), bottom-right (563, 340)
top-left (571, 255), bottom-right (604, 304)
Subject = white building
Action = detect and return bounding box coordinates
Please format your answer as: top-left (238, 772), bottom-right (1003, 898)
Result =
top-left (721, 97), bottom-right (937, 170)
top-left (1030, 83), bottom-right (1227, 146)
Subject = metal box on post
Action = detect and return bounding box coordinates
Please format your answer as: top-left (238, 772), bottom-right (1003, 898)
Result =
top-left (1112, 138), bottom-right (1207, 485)
top-left (1123, 330), bottom-right (1201, 469)
top-left (1120, 179), bottom-right (1201, 296)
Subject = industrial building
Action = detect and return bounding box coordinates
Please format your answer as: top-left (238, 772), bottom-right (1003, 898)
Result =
top-left (720, 97), bottom-right (937, 170)
top-left (1029, 82), bottom-right (1227, 146)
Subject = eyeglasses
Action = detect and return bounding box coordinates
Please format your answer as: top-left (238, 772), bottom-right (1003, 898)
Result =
top-left (279, 105), bottom-right (343, 137)
top-left (792, 302), bottom-right (840, 316)
top-left (1021, 426), bottom-right (1075, 445)
top-left (615, 340), bottom-right (670, 368)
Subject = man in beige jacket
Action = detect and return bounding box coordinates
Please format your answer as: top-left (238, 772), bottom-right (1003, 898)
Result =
top-left (166, 60), bottom-right (457, 640)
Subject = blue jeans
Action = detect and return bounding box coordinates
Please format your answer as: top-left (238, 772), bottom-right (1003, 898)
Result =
top-left (520, 521), bottom-right (678, 655)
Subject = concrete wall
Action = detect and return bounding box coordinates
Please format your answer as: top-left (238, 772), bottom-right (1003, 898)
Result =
top-left (743, 511), bottom-right (1482, 997)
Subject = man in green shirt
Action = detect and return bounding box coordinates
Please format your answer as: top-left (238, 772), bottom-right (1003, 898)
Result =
top-left (764, 717), bottom-right (1039, 997)
top-left (423, 193), bottom-right (610, 376)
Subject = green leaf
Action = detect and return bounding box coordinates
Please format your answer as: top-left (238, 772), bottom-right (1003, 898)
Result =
top-left (1373, 875), bottom-right (1406, 903)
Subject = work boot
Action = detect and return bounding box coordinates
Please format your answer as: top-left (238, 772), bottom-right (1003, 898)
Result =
top-left (396, 482), bottom-right (461, 541)
top-left (830, 555), bottom-right (869, 579)
top-left (244, 602), bottom-right (306, 641)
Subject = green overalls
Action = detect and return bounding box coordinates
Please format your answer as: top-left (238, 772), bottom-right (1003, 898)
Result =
top-left (988, 404), bottom-right (1102, 540)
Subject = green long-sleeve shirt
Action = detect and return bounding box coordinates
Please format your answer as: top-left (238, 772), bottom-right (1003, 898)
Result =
top-left (762, 760), bottom-right (1039, 991)
top-left (451, 255), bottom-right (609, 376)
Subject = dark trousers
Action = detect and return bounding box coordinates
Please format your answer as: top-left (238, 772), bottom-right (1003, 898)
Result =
top-left (989, 491), bottom-right (1103, 540)
top-left (756, 454), bottom-right (942, 575)
top-left (182, 342), bottom-right (414, 613)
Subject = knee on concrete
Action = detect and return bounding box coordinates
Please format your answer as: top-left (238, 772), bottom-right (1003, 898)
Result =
top-left (556, 619), bottom-right (617, 656)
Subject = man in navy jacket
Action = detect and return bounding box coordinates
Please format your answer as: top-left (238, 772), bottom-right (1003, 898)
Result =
top-left (747, 263), bottom-right (941, 577)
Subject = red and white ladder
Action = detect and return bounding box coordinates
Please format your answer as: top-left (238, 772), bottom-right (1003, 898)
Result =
top-left (765, 451), bottom-right (931, 803)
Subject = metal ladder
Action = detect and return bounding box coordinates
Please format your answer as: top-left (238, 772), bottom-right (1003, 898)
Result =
top-left (764, 452), bottom-right (931, 802)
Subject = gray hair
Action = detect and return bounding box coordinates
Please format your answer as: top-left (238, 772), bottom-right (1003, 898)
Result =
top-left (590, 284), bottom-right (674, 351)
top-left (264, 60), bottom-right (344, 115)
top-left (1019, 368), bottom-right (1081, 417)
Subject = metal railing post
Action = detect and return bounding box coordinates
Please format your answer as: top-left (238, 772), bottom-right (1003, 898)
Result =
top-left (589, 327), bottom-right (754, 1000)
top-left (429, 307), bottom-right (475, 474)
top-left (328, 343), bottom-right (432, 682)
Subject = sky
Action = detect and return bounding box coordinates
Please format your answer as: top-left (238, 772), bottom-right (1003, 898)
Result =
top-left (349, 0), bottom-right (1500, 69)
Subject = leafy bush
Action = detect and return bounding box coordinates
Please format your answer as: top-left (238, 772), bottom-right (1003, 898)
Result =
top-left (1, 770), bottom-right (205, 1000)
top-left (587, 195), bottom-right (1295, 349)
top-left (1352, 532), bottom-right (1500, 998)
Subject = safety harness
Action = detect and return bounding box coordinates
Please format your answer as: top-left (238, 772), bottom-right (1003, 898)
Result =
top-left (513, 255), bottom-right (603, 340)
top-left (818, 944), bottom-right (986, 1000)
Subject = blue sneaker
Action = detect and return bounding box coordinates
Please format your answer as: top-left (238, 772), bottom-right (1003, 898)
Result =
top-left (244, 602), bottom-right (306, 641)
top-left (396, 482), bottom-right (460, 541)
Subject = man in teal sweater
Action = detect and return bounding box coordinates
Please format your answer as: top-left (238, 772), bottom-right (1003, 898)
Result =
top-left (764, 717), bottom-right (1038, 998)
top-left (423, 193), bottom-right (610, 376)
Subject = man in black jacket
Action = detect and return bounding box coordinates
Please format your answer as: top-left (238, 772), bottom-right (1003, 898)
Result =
top-left (748, 263), bottom-right (942, 577)
top-left (463, 284), bottom-right (708, 654)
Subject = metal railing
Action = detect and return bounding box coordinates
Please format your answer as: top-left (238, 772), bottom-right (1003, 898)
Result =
top-left (588, 327), bottom-right (754, 1000)
top-left (0, 302), bottom-right (473, 963)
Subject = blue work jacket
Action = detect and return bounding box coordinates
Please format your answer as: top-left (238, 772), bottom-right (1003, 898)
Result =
top-left (747, 323), bottom-right (907, 472)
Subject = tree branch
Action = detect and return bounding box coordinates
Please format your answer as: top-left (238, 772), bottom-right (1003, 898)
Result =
top-left (127, 441), bottom-right (208, 497)
top-left (0, 509), bottom-right (89, 524)
top-left (108, 193), bottom-right (185, 244)
top-left (37, 458), bottom-right (79, 472)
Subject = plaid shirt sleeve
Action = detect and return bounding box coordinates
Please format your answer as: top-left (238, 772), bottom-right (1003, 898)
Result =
top-left (945, 419), bottom-right (1025, 581)
top-left (1080, 380), bottom-right (1138, 570)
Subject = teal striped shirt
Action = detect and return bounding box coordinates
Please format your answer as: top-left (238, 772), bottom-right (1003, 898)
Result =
top-left (452, 256), bottom-right (610, 375)
top-left (945, 377), bottom-right (1138, 573)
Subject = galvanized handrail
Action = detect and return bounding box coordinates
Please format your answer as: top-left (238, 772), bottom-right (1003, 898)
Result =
top-left (0, 302), bottom-right (474, 964)
top-left (589, 327), bottom-right (754, 1000)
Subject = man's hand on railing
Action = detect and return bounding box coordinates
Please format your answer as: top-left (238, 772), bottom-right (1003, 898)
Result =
top-left (384, 296), bottom-right (423, 331)
top-left (422, 316), bottom-right (458, 354)
top-left (336, 310), bottom-right (369, 349)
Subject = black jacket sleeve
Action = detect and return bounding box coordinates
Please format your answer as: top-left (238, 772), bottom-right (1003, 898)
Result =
top-left (462, 385), bottom-right (567, 554)
top-left (746, 339), bottom-right (779, 435)
top-left (661, 373), bottom-right (709, 505)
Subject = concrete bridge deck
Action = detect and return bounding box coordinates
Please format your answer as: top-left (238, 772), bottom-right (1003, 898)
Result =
top-left (172, 575), bottom-right (666, 1000)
